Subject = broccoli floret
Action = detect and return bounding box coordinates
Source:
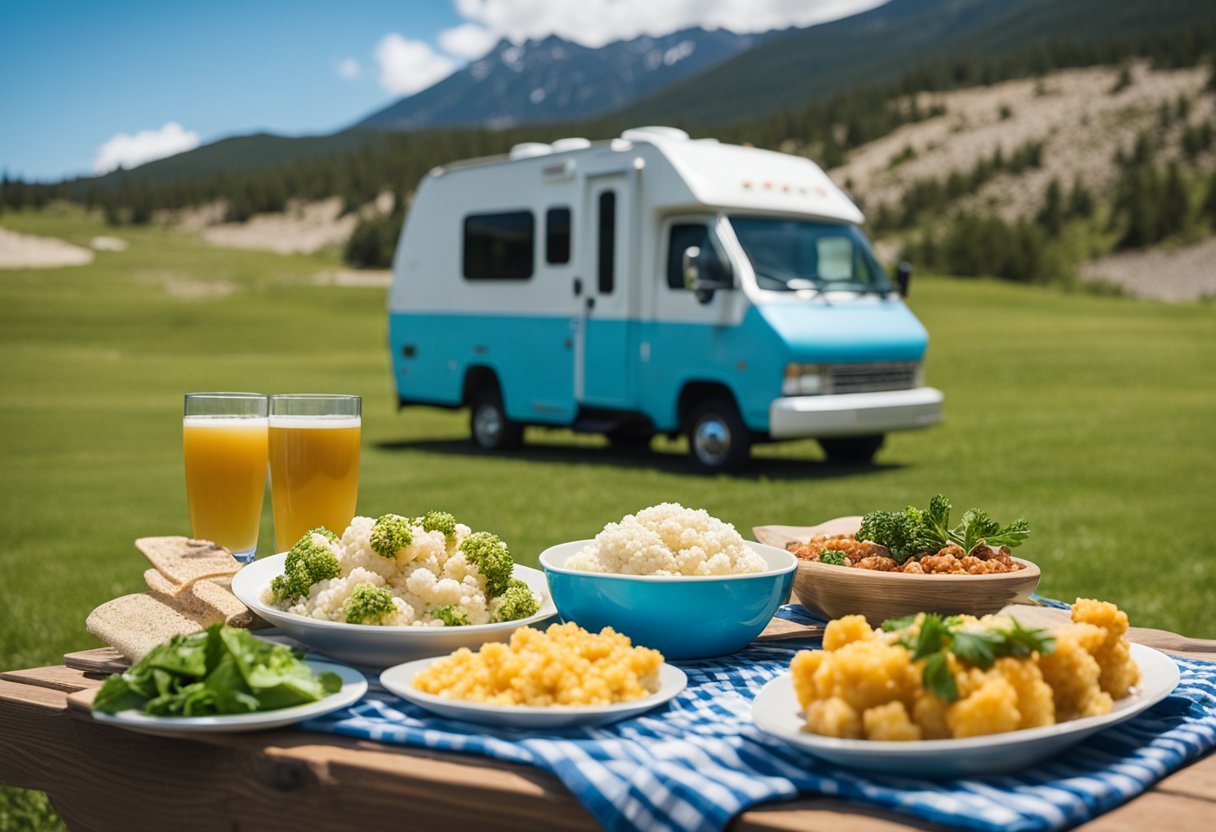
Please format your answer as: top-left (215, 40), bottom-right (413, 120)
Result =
top-left (492, 578), bottom-right (540, 622)
top-left (370, 513), bottom-right (413, 558)
top-left (271, 533), bottom-right (341, 604)
top-left (460, 531), bottom-right (513, 596)
top-left (343, 583), bottom-right (396, 625)
top-left (857, 510), bottom-right (918, 563)
top-left (417, 510), bottom-right (458, 538)
top-left (818, 549), bottom-right (849, 566)
top-left (307, 526), bottom-right (339, 542)
top-left (433, 604), bottom-right (470, 627)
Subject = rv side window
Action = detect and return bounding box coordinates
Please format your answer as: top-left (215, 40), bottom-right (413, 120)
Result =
top-left (546, 207), bottom-right (571, 265)
top-left (667, 224), bottom-right (711, 289)
top-left (597, 191), bottom-right (615, 294)
top-left (463, 211), bottom-right (534, 280)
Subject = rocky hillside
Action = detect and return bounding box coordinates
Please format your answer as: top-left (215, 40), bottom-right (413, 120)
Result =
top-left (825, 63), bottom-right (1216, 300)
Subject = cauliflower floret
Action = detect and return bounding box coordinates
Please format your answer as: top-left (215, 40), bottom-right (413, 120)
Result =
top-left (863, 701), bottom-right (922, 741)
top-left (1039, 622), bottom-right (1115, 720)
top-left (913, 690), bottom-right (951, 739)
top-left (442, 551), bottom-right (478, 583)
top-left (823, 615), bottom-right (875, 651)
top-left (565, 503), bottom-right (764, 576)
top-left (947, 672), bottom-right (1021, 738)
top-left (304, 567), bottom-right (388, 621)
top-left (1072, 598), bottom-right (1140, 698)
top-left (790, 650), bottom-right (824, 710)
top-left (340, 516), bottom-right (399, 581)
top-left (805, 697), bottom-right (862, 738)
top-left (993, 656), bottom-right (1055, 729)
top-left (404, 564), bottom-right (440, 599)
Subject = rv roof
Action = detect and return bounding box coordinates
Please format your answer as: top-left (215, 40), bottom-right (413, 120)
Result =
top-left (432, 127), bottom-right (863, 224)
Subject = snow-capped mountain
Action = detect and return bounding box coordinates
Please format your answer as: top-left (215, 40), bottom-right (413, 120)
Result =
top-left (358, 27), bottom-right (755, 130)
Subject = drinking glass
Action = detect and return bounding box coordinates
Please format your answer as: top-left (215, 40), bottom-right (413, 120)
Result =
top-left (183, 393), bottom-right (269, 563)
top-left (268, 394), bottom-right (362, 552)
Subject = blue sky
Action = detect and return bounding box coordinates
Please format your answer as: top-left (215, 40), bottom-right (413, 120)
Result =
top-left (0, 1), bottom-right (464, 180)
top-left (0, 0), bottom-right (880, 181)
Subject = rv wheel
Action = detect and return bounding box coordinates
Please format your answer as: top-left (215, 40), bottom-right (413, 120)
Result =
top-left (470, 390), bottom-right (523, 451)
top-left (818, 434), bottom-right (884, 465)
top-left (686, 398), bottom-right (750, 474)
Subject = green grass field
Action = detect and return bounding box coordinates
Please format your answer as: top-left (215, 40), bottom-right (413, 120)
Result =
top-left (1, 205), bottom-right (1215, 827)
top-left (2, 205), bottom-right (1215, 671)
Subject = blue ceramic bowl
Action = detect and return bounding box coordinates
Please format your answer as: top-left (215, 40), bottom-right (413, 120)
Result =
top-left (539, 540), bottom-right (797, 660)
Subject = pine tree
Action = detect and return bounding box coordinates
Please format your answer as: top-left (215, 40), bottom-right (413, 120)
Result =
top-left (1037, 178), bottom-right (1064, 235)
top-left (1161, 162), bottom-right (1189, 236)
top-left (1067, 176), bottom-right (1094, 219)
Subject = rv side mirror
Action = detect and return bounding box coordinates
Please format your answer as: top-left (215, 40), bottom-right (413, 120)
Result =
top-left (683, 244), bottom-right (732, 305)
top-left (896, 261), bottom-right (912, 298)
top-left (682, 246), bottom-right (702, 290)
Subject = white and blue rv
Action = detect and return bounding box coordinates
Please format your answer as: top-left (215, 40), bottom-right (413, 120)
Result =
top-left (388, 126), bottom-right (943, 472)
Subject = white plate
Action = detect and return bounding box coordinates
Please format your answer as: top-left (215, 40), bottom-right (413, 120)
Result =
top-left (752, 642), bottom-right (1180, 777)
top-left (380, 658), bottom-right (688, 728)
top-left (91, 660), bottom-right (367, 737)
top-left (231, 555), bottom-right (557, 667)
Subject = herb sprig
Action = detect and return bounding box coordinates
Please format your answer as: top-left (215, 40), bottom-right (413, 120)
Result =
top-left (819, 549), bottom-right (849, 566)
top-left (882, 614), bottom-right (1056, 701)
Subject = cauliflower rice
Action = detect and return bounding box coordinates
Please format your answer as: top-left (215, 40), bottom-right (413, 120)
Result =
top-left (566, 503), bottom-right (766, 576)
top-left (261, 517), bottom-right (532, 627)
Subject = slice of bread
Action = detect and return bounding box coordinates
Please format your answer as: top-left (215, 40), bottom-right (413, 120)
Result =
top-left (135, 536), bottom-right (240, 585)
top-left (143, 568), bottom-right (260, 629)
top-left (143, 567), bottom-right (179, 596)
top-left (85, 593), bottom-right (220, 662)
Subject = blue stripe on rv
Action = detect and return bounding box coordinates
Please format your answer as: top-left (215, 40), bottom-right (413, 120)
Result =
top-left (389, 299), bottom-right (928, 434)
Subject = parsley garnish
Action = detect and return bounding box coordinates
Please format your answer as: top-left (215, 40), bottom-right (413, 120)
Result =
top-left (819, 549), bottom-right (849, 566)
top-left (881, 614), bottom-right (1056, 701)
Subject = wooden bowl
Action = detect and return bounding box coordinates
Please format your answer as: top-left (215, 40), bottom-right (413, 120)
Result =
top-left (753, 517), bottom-right (1042, 625)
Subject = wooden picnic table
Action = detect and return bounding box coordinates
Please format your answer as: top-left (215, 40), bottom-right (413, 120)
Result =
top-left (2, 613), bottom-right (1214, 832)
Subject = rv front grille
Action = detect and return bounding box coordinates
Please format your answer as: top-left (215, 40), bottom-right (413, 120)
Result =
top-left (826, 362), bottom-right (920, 395)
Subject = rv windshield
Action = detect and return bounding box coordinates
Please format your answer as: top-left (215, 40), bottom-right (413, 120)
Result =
top-left (728, 216), bottom-right (892, 294)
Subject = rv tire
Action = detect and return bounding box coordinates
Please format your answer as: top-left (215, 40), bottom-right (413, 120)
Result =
top-left (469, 390), bottom-right (523, 451)
top-left (818, 434), bottom-right (884, 465)
top-left (686, 398), bottom-right (750, 474)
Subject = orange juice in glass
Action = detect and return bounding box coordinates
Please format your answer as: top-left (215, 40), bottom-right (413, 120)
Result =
top-left (269, 394), bottom-right (361, 551)
top-left (183, 393), bottom-right (268, 563)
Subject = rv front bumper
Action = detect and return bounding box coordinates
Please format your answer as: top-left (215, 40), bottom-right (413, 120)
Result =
top-left (768, 387), bottom-right (943, 439)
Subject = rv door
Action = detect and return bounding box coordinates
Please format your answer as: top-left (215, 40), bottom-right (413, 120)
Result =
top-left (576, 173), bottom-right (634, 408)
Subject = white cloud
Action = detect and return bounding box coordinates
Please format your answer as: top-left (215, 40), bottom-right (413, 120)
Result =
top-left (449, 0), bottom-right (886, 48)
top-left (373, 33), bottom-right (457, 95)
top-left (439, 23), bottom-right (498, 60)
top-left (335, 57), bottom-right (361, 80)
top-left (92, 122), bottom-right (200, 174)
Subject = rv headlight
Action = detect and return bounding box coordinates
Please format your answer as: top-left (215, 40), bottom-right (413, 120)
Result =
top-left (782, 363), bottom-right (825, 396)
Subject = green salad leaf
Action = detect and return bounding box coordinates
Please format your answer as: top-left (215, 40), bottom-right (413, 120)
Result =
top-left (92, 625), bottom-right (341, 716)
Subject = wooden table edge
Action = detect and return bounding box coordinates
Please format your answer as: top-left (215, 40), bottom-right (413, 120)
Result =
top-left (1, 660), bottom-right (1213, 832)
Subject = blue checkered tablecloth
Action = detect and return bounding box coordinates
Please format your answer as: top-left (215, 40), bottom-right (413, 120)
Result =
top-left (301, 603), bottom-right (1216, 832)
